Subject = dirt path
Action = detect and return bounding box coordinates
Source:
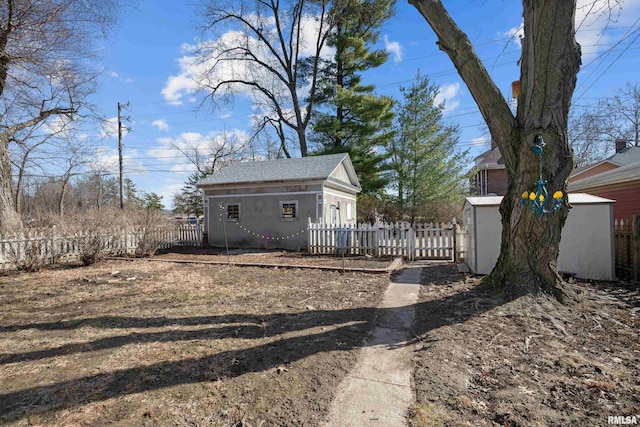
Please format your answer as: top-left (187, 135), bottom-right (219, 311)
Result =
top-left (325, 262), bottom-right (426, 426)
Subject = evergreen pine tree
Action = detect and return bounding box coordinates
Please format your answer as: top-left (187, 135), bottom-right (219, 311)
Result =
top-left (124, 178), bottom-right (143, 208)
top-left (143, 192), bottom-right (165, 211)
top-left (390, 72), bottom-right (469, 223)
top-left (311, 0), bottom-right (396, 195)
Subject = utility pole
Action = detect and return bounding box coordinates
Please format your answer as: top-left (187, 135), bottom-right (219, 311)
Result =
top-left (117, 102), bottom-right (130, 210)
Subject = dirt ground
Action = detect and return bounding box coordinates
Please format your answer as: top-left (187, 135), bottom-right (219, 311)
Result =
top-left (0, 254), bottom-right (389, 426)
top-left (1, 251), bottom-right (639, 426)
top-left (409, 265), bottom-right (640, 427)
top-left (153, 246), bottom-right (392, 270)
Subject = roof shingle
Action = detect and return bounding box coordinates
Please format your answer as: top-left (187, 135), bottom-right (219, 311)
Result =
top-left (607, 146), bottom-right (640, 166)
top-left (197, 153), bottom-right (358, 187)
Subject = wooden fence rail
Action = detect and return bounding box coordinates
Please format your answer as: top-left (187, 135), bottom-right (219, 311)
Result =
top-left (613, 215), bottom-right (640, 282)
top-left (0, 224), bottom-right (203, 270)
top-left (308, 220), bottom-right (461, 261)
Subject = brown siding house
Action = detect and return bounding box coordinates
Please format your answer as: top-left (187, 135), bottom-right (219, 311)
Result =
top-left (568, 163), bottom-right (640, 220)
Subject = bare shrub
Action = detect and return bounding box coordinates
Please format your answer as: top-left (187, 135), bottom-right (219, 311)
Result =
top-left (1, 214), bottom-right (71, 272)
top-left (128, 209), bottom-right (172, 257)
top-left (3, 229), bottom-right (52, 272)
top-left (73, 208), bottom-right (125, 266)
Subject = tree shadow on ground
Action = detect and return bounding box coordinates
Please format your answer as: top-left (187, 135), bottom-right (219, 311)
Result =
top-left (0, 264), bottom-right (499, 422)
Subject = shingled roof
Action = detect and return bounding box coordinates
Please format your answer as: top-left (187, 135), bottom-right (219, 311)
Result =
top-left (569, 161), bottom-right (640, 191)
top-left (197, 153), bottom-right (361, 190)
top-left (607, 146), bottom-right (640, 166)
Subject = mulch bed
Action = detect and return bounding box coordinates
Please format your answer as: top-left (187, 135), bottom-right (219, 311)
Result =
top-left (151, 246), bottom-right (395, 270)
top-left (409, 264), bottom-right (640, 426)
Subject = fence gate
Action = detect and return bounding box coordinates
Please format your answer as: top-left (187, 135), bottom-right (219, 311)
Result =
top-left (412, 222), bottom-right (459, 261)
top-left (307, 220), bottom-right (462, 261)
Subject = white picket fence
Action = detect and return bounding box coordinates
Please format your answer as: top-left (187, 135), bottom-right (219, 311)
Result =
top-left (307, 220), bottom-right (462, 261)
top-left (0, 224), bottom-right (203, 269)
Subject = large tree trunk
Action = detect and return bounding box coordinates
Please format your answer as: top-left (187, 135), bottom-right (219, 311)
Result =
top-left (0, 141), bottom-right (23, 232)
top-left (485, 128), bottom-right (574, 301)
top-left (409, 0), bottom-right (580, 301)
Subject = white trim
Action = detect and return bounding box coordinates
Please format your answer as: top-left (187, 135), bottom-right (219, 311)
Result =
top-left (225, 202), bottom-right (241, 221)
top-left (280, 199), bottom-right (299, 221)
top-left (323, 188), bottom-right (357, 201)
top-left (324, 180), bottom-right (360, 195)
top-left (207, 190), bottom-right (321, 198)
top-left (324, 153), bottom-right (361, 191)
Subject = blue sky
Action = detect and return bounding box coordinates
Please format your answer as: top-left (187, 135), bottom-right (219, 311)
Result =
top-left (92, 0), bottom-right (640, 209)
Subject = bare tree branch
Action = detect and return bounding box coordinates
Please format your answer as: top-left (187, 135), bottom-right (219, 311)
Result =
top-left (408, 0), bottom-right (517, 169)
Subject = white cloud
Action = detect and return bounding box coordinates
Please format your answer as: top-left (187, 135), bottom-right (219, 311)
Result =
top-left (147, 129), bottom-right (250, 171)
top-left (152, 119), bottom-right (170, 131)
top-left (501, 0), bottom-right (640, 61)
top-left (41, 115), bottom-right (74, 136)
top-left (502, 24), bottom-right (524, 49)
top-left (435, 82), bottom-right (461, 113)
top-left (100, 117), bottom-right (129, 139)
top-left (383, 34), bottom-right (403, 62)
top-left (472, 137), bottom-right (490, 147)
top-left (158, 182), bottom-right (185, 211)
top-left (106, 70), bottom-right (119, 78)
top-left (161, 12), bottom-right (334, 107)
top-left (162, 67), bottom-right (196, 106)
top-left (89, 146), bottom-right (145, 174)
top-left (170, 162), bottom-right (198, 174)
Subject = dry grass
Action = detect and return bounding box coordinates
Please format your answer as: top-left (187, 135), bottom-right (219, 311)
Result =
top-left (0, 259), bottom-right (389, 426)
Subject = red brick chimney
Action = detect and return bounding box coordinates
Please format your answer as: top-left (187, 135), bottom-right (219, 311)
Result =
top-left (615, 138), bottom-right (627, 153)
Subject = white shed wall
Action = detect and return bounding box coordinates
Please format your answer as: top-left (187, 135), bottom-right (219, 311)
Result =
top-left (462, 204), bottom-right (475, 272)
top-left (557, 203), bottom-right (614, 280)
top-left (464, 195), bottom-right (614, 280)
top-left (474, 206), bottom-right (502, 275)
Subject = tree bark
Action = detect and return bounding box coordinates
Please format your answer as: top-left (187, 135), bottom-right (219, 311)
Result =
top-left (0, 140), bottom-right (22, 232)
top-left (409, 0), bottom-right (580, 301)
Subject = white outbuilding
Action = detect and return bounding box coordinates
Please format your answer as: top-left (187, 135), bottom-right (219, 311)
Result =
top-left (461, 193), bottom-right (615, 280)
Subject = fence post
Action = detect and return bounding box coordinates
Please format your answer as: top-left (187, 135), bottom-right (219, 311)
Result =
top-left (409, 223), bottom-right (415, 261)
top-left (375, 220), bottom-right (381, 258)
top-left (452, 217), bottom-right (457, 263)
top-left (635, 215), bottom-right (640, 282)
top-left (307, 218), bottom-right (312, 253)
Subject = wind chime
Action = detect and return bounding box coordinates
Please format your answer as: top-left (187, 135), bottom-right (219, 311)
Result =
top-left (520, 135), bottom-right (564, 217)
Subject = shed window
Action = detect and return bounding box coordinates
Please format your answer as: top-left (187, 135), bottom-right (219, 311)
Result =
top-left (346, 202), bottom-right (353, 220)
top-left (281, 201), bottom-right (298, 220)
top-left (226, 203), bottom-right (240, 220)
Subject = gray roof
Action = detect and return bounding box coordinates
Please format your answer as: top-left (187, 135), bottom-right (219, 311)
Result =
top-left (197, 153), bottom-right (360, 189)
top-left (568, 161), bottom-right (640, 191)
top-left (607, 146), bottom-right (640, 166)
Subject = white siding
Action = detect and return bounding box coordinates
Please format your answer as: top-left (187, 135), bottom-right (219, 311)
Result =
top-left (463, 194), bottom-right (614, 280)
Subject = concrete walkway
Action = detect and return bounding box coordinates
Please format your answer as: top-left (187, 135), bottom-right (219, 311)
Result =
top-left (325, 263), bottom-right (424, 426)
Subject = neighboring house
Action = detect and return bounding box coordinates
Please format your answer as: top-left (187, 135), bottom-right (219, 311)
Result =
top-left (567, 140), bottom-right (640, 221)
top-left (568, 162), bottom-right (640, 220)
top-left (471, 141), bottom-right (508, 196)
top-left (472, 138), bottom-right (640, 199)
top-left (197, 153), bottom-right (361, 250)
top-left (568, 139), bottom-right (640, 183)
